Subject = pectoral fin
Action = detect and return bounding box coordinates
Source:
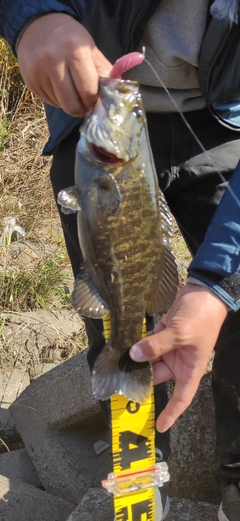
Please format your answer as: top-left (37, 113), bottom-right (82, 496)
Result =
top-left (57, 186), bottom-right (81, 214)
top-left (95, 173), bottom-right (121, 215)
top-left (72, 264), bottom-right (109, 318)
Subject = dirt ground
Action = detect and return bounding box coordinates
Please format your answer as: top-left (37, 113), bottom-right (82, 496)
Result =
top-left (0, 97), bottom-right (191, 456)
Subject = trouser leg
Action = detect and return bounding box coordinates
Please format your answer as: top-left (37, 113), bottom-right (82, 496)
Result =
top-left (212, 313), bottom-right (240, 486)
top-left (49, 107), bottom-right (240, 475)
top-left (165, 180), bottom-right (240, 483)
top-left (49, 124), bottom-right (171, 459)
top-left (146, 108), bottom-right (240, 484)
top-left (49, 126), bottom-right (82, 278)
top-left (49, 126), bottom-right (108, 367)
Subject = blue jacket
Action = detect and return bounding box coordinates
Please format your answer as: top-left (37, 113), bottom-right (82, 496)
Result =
top-left (188, 161), bottom-right (240, 311)
top-left (1, 0), bottom-right (240, 310)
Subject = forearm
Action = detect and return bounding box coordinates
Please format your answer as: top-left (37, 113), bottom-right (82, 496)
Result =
top-left (188, 161), bottom-right (240, 310)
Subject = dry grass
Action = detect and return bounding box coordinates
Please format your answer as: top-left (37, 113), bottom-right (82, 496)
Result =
top-left (0, 39), bottom-right (58, 239)
top-left (0, 39), bottom-right (73, 314)
top-left (0, 39), bottom-right (35, 117)
top-left (0, 40), bottom-right (192, 446)
top-left (0, 38), bottom-right (190, 291)
top-left (0, 97), bottom-right (73, 312)
top-left (0, 39), bottom-right (190, 368)
top-left (0, 40), bottom-right (83, 378)
top-left (0, 112), bottom-right (57, 242)
top-left (0, 41), bottom-right (192, 455)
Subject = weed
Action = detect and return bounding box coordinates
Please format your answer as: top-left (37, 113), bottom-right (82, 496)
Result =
top-left (0, 118), bottom-right (9, 151)
top-left (0, 39), bottom-right (39, 117)
top-left (54, 288), bottom-right (72, 307)
top-left (0, 250), bottom-right (71, 312)
top-left (0, 37), bottom-right (190, 378)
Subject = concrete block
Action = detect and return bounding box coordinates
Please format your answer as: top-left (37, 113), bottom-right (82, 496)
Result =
top-left (67, 488), bottom-right (113, 521)
top-left (65, 489), bottom-right (218, 521)
top-left (168, 497), bottom-right (218, 521)
top-left (0, 474), bottom-right (74, 521)
top-left (0, 407), bottom-right (16, 437)
top-left (168, 373), bottom-right (220, 504)
top-left (10, 349), bottom-right (112, 504)
top-left (0, 448), bottom-right (42, 488)
top-left (9, 349), bottom-right (220, 506)
top-left (0, 369), bottom-right (30, 408)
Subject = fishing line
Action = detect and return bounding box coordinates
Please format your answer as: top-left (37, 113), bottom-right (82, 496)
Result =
top-left (142, 49), bottom-right (240, 210)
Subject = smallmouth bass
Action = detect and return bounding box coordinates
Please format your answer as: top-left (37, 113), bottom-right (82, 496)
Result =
top-left (58, 76), bottom-right (178, 403)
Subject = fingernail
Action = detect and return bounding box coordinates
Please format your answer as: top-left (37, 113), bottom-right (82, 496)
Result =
top-left (130, 344), bottom-right (145, 361)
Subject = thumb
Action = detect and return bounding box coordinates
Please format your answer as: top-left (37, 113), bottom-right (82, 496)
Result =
top-left (92, 47), bottom-right (113, 77)
top-left (130, 327), bottom-right (177, 362)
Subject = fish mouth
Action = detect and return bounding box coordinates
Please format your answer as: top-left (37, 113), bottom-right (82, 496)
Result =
top-left (92, 144), bottom-right (124, 164)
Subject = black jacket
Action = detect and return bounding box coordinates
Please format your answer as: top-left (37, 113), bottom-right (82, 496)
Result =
top-left (1, 0), bottom-right (240, 154)
top-left (1, 0), bottom-right (240, 308)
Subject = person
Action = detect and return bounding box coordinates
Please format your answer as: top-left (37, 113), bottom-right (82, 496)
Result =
top-left (1, 1), bottom-right (240, 520)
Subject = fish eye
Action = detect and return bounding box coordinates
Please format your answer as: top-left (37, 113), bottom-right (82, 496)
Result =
top-left (132, 105), bottom-right (143, 118)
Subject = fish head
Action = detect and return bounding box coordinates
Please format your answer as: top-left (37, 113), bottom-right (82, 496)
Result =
top-left (78, 77), bottom-right (145, 164)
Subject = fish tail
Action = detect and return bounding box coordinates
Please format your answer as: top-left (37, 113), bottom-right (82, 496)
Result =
top-left (92, 342), bottom-right (153, 404)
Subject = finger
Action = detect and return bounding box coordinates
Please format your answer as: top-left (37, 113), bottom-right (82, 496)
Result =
top-left (160, 313), bottom-right (168, 327)
top-left (26, 82), bottom-right (59, 108)
top-left (156, 377), bottom-right (200, 432)
top-left (67, 47), bottom-right (112, 115)
top-left (33, 87), bottom-right (59, 108)
top-left (50, 67), bottom-right (89, 116)
top-left (39, 47), bottom-right (98, 116)
top-left (92, 47), bottom-right (113, 77)
top-left (152, 359), bottom-right (174, 383)
top-left (67, 49), bottom-right (100, 112)
top-left (153, 319), bottom-right (166, 334)
top-left (130, 327), bottom-right (176, 362)
top-left (34, 74), bottom-right (61, 107)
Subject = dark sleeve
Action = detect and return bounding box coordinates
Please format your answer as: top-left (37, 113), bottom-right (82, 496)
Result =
top-left (0, 0), bottom-right (78, 52)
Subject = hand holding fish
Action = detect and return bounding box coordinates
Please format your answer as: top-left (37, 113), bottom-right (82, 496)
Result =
top-left (17, 13), bottom-right (112, 116)
top-left (130, 283), bottom-right (228, 432)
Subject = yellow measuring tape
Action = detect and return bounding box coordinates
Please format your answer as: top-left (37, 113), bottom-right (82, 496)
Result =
top-left (101, 315), bottom-right (168, 521)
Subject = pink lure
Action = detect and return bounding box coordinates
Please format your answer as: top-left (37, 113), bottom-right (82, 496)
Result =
top-left (110, 52), bottom-right (144, 79)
